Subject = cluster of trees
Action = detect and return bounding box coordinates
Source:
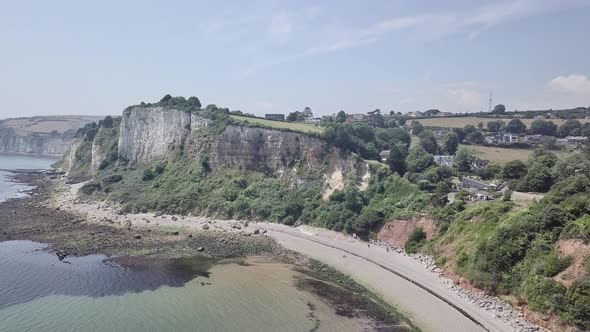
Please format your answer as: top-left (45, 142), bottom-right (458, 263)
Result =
top-left (286, 107), bottom-right (313, 122)
top-left (483, 118), bottom-right (590, 138)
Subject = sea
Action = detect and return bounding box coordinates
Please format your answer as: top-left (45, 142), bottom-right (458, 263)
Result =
top-left (0, 153), bottom-right (365, 332)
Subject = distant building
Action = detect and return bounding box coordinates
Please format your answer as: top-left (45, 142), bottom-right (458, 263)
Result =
top-left (305, 117), bottom-right (321, 124)
top-left (467, 189), bottom-right (493, 202)
top-left (461, 177), bottom-right (495, 190)
top-left (525, 134), bottom-right (542, 142)
top-left (565, 136), bottom-right (588, 143)
top-left (471, 157), bottom-right (490, 170)
top-left (433, 155), bottom-right (454, 167)
top-left (380, 150), bottom-right (390, 162)
top-left (265, 114), bottom-right (285, 121)
top-left (436, 112), bottom-right (453, 117)
top-left (406, 111), bottom-right (424, 118)
top-left (347, 113), bottom-right (369, 123)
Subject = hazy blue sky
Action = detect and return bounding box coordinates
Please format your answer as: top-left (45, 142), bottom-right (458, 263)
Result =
top-left (1, 0), bottom-right (589, 118)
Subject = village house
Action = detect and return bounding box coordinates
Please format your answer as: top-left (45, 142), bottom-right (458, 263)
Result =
top-left (525, 134), bottom-right (543, 142)
top-left (460, 177), bottom-right (496, 190)
top-left (433, 155), bottom-right (454, 167)
top-left (379, 150), bottom-right (390, 162)
top-left (347, 113), bottom-right (369, 123)
top-left (436, 112), bottom-right (453, 117)
top-left (471, 157), bottom-right (490, 170)
top-left (265, 114), bottom-right (284, 121)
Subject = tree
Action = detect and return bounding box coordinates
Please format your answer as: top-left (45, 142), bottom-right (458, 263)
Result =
top-left (419, 131), bottom-right (439, 154)
top-left (454, 147), bottom-right (474, 172)
top-left (502, 160), bottom-right (528, 180)
top-left (287, 111), bottom-right (305, 122)
top-left (101, 115), bottom-right (113, 128)
top-left (187, 96), bottom-right (202, 108)
top-left (443, 132), bottom-right (459, 155)
top-left (406, 145), bottom-right (434, 173)
top-left (493, 104), bottom-right (506, 115)
top-left (452, 128), bottom-right (466, 142)
top-left (529, 120), bottom-right (557, 136)
top-left (386, 144), bottom-right (407, 175)
top-left (302, 107), bottom-right (313, 119)
top-left (487, 120), bottom-right (505, 132)
top-left (463, 124), bottom-right (477, 135)
top-left (506, 119), bottom-right (527, 133)
top-left (557, 119), bottom-right (581, 137)
top-left (465, 131), bottom-right (485, 145)
top-left (411, 121), bottom-right (425, 135)
top-left (336, 110), bottom-right (347, 123)
top-left (516, 163), bottom-right (554, 192)
top-left (159, 94), bottom-right (172, 103)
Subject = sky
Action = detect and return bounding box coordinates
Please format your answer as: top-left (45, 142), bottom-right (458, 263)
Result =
top-left (1, 0), bottom-right (589, 118)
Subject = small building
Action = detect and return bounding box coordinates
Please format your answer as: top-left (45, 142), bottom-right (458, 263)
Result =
top-left (461, 177), bottom-right (495, 190)
top-left (467, 189), bottom-right (493, 202)
top-left (471, 157), bottom-right (490, 170)
top-left (433, 155), bottom-right (454, 167)
top-left (304, 117), bottom-right (321, 124)
top-left (265, 114), bottom-right (285, 121)
top-left (380, 150), bottom-right (390, 162)
top-left (525, 134), bottom-right (542, 142)
top-left (565, 136), bottom-right (588, 143)
top-left (347, 113), bottom-right (369, 123)
top-left (436, 112), bottom-right (453, 117)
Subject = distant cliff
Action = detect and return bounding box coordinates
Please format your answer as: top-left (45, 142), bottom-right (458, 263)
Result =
top-left (0, 116), bottom-right (103, 156)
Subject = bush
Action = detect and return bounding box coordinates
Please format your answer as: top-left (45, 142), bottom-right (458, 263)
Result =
top-left (524, 275), bottom-right (566, 312)
top-left (405, 227), bottom-right (427, 253)
top-left (564, 278), bottom-right (590, 329)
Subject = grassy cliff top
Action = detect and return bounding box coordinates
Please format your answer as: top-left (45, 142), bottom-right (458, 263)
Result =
top-left (229, 115), bottom-right (324, 134)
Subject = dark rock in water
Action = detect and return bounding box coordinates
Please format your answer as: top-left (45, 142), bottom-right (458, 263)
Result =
top-left (134, 234), bottom-right (142, 239)
top-left (171, 216), bottom-right (178, 221)
top-left (56, 250), bottom-right (68, 261)
top-left (188, 234), bottom-right (193, 238)
top-left (197, 247), bottom-right (204, 252)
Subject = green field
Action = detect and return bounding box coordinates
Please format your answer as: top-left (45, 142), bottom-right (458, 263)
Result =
top-left (229, 115), bottom-right (324, 134)
top-left (414, 116), bottom-right (590, 129)
top-left (460, 144), bottom-right (572, 165)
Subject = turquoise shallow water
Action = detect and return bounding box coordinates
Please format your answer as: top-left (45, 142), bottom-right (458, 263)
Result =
top-left (0, 241), bottom-right (366, 332)
top-left (0, 153), bottom-right (57, 202)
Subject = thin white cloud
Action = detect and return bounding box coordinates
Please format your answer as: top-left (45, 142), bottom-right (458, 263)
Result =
top-left (548, 74), bottom-right (590, 94)
top-left (269, 12), bottom-right (292, 43)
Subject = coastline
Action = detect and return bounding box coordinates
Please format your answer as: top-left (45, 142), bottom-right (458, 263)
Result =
top-left (42, 174), bottom-right (546, 332)
top-left (0, 172), bottom-right (418, 331)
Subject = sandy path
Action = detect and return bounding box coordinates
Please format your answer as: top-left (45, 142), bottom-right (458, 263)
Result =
top-left (52, 183), bottom-right (526, 332)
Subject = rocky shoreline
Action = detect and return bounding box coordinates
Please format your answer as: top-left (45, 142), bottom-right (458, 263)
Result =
top-left (0, 171), bottom-right (279, 259)
top-left (0, 171), bottom-right (417, 331)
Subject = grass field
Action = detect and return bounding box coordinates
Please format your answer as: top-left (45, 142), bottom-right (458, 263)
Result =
top-left (459, 144), bottom-right (572, 164)
top-left (414, 117), bottom-right (590, 129)
top-left (229, 115), bottom-right (324, 134)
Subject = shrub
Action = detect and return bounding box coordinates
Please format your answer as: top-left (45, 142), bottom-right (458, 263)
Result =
top-left (405, 227), bottom-right (427, 253)
top-left (524, 275), bottom-right (566, 312)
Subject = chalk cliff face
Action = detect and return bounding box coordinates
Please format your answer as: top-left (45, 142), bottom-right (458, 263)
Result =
top-left (118, 107), bottom-right (195, 163)
top-left (114, 107), bottom-right (366, 189)
top-left (64, 106), bottom-right (367, 193)
top-left (0, 131), bottom-right (71, 155)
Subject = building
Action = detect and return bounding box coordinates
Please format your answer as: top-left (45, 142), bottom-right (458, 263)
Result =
top-left (565, 136), bottom-right (588, 143)
top-left (467, 190), bottom-right (493, 202)
top-left (304, 117), bottom-right (321, 124)
top-left (433, 155), bottom-right (454, 167)
top-left (347, 113), bottom-right (369, 123)
top-left (265, 114), bottom-right (285, 121)
top-left (471, 157), bottom-right (490, 170)
top-left (379, 150), bottom-right (390, 162)
top-left (461, 177), bottom-right (495, 190)
top-left (436, 112), bottom-right (453, 117)
top-left (525, 134), bottom-right (542, 142)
